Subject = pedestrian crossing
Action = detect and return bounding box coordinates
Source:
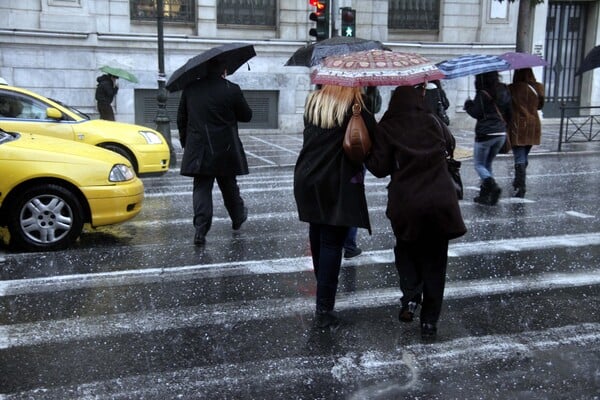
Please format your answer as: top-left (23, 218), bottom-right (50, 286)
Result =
top-left (0, 155), bottom-right (599, 398)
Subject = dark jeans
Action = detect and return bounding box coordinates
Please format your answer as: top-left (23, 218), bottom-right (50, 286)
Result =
top-left (344, 227), bottom-right (358, 252)
top-left (394, 236), bottom-right (449, 324)
top-left (97, 102), bottom-right (115, 121)
top-left (192, 175), bottom-right (245, 236)
top-left (309, 223), bottom-right (350, 312)
top-left (512, 145), bottom-right (532, 165)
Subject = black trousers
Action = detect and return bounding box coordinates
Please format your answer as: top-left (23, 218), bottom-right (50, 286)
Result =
top-left (394, 236), bottom-right (449, 324)
top-left (308, 224), bottom-right (350, 312)
top-left (97, 102), bottom-right (115, 121)
top-left (192, 175), bottom-right (245, 236)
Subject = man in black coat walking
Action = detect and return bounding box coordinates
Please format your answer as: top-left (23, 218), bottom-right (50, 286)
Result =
top-left (177, 60), bottom-right (253, 245)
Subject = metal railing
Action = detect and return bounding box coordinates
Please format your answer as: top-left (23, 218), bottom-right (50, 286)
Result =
top-left (558, 105), bottom-right (600, 151)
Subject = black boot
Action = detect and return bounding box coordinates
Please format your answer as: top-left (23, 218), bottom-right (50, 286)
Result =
top-left (513, 163), bottom-right (526, 198)
top-left (487, 177), bottom-right (502, 205)
top-left (473, 182), bottom-right (491, 205)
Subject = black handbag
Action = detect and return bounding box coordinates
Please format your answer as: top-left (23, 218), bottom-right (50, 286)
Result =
top-left (446, 157), bottom-right (463, 200)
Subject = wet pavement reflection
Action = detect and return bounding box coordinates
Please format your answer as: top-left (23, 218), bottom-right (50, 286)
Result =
top-left (0, 131), bottom-right (599, 399)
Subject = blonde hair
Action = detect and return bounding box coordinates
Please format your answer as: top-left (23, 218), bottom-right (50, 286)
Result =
top-left (304, 85), bottom-right (365, 129)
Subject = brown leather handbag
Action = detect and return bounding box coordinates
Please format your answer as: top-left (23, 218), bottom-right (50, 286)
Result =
top-left (343, 103), bottom-right (371, 163)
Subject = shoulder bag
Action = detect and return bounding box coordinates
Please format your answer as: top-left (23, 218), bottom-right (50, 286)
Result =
top-left (432, 115), bottom-right (463, 200)
top-left (343, 103), bottom-right (372, 163)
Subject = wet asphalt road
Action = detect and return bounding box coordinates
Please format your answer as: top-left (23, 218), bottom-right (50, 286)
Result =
top-left (0, 127), bottom-right (599, 399)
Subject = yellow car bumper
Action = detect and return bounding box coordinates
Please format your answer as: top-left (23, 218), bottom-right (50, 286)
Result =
top-left (135, 144), bottom-right (170, 176)
top-left (82, 180), bottom-right (144, 227)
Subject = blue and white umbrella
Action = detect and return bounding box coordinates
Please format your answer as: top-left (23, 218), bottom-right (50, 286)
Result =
top-left (437, 54), bottom-right (510, 79)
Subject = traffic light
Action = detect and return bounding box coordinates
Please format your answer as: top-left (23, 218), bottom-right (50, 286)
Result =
top-left (309, 0), bottom-right (329, 41)
top-left (340, 7), bottom-right (356, 37)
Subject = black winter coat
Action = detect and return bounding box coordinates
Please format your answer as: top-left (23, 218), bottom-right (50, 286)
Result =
top-left (177, 77), bottom-right (252, 177)
top-left (365, 86), bottom-right (466, 241)
top-left (95, 75), bottom-right (118, 104)
top-left (464, 84), bottom-right (512, 142)
top-left (294, 106), bottom-right (376, 233)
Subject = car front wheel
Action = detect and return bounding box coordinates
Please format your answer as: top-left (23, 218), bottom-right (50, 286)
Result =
top-left (7, 184), bottom-right (85, 251)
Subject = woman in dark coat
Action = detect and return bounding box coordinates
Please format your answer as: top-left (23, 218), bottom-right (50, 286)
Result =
top-left (464, 71), bottom-right (512, 206)
top-left (508, 68), bottom-right (544, 197)
top-left (294, 84), bottom-right (377, 329)
top-left (365, 85), bottom-right (466, 339)
top-left (95, 74), bottom-right (119, 121)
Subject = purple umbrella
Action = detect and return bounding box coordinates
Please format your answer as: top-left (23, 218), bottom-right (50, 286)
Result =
top-left (499, 52), bottom-right (548, 70)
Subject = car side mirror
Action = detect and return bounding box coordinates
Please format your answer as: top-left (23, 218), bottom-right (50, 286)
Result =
top-left (46, 107), bottom-right (62, 120)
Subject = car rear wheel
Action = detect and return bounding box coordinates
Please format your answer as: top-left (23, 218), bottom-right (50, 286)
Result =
top-left (7, 184), bottom-right (84, 251)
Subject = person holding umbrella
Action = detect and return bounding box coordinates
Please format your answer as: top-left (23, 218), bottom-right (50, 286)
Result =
top-left (464, 71), bottom-right (512, 206)
top-left (95, 73), bottom-right (118, 121)
top-left (507, 68), bottom-right (545, 198)
top-left (365, 85), bottom-right (466, 339)
top-left (177, 59), bottom-right (253, 245)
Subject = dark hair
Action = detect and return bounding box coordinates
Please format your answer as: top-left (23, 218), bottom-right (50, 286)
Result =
top-left (207, 59), bottom-right (227, 77)
top-left (475, 71), bottom-right (500, 99)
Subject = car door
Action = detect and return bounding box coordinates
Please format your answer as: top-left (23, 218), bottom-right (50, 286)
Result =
top-left (0, 89), bottom-right (76, 141)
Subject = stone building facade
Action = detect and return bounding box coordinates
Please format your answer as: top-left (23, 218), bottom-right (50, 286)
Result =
top-left (1, 0), bottom-right (598, 133)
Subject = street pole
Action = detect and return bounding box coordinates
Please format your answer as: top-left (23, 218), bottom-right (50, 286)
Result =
top-left (156, 0), bottom-right (177, 168)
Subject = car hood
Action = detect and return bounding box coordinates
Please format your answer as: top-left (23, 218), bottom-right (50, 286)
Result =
top-left (76, 120), bottom-right (165, 144)
top-left (4, 133), bottom-right (129, 165)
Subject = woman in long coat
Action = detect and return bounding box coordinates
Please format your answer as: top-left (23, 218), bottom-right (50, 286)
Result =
top-left (294, 84), bottom-right (377, 329)
top-left (508, 68), bottom-right (545, 197)
top-left (365, 85), bottom-right (466, 339)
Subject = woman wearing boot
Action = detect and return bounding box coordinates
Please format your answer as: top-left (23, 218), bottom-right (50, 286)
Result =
top-left (464, 71), bottom-right (512, 206)
top-left (508, 68), bottom-right (545, 198)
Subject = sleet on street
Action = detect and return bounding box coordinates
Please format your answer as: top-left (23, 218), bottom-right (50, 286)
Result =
top-left (0, 126), bottom-right (599, 399)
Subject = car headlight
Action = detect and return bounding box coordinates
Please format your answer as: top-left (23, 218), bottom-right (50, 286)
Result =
top-left (139, 130), bottom-right (163, 144)
top-left (109, 164), bottom-right (136, 182)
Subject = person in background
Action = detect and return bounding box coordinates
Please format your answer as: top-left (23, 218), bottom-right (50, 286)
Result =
top-left (423, 80), bottom-right (450, 125)
top-left (463, 71), bottom-right (512, 206)
top-left (95, 74), bottom-right (119, 121)
top-left (365, 85), bottom-right (466, 339)
top-left (343, 86), bottom-right (382, 260)
top-left (508, 68), bottom-right (545, 198)
top-left (294, 84), bottom-right (376, 329)
top-left (177, 60), bottom-right (252, 246)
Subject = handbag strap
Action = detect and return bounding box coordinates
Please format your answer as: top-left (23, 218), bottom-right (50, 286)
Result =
top-left (430, 114), bottom-right (454, 159)
top-left (481, 89), bottom-right (506, 123)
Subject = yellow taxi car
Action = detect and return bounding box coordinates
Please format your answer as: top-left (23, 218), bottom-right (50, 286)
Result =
top-left (0, 84), bottom-right (169, 176)
top-left (0, 129), bottom-right (144, 252)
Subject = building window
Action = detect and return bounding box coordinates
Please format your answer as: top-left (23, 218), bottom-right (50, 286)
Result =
top-left (217, 0), bottom-right (277, 27)
top-left (130, 0), bottom-right (195, 23)
top-left (388, 0), bottom-right (439, 30)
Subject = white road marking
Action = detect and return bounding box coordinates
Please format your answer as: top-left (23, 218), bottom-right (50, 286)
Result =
top-left (1, 232), bottom-right (599, 297)
top-left (1, 270), bottom-right (599, 350)
top-left (566, 210), bottom-right (595, 218)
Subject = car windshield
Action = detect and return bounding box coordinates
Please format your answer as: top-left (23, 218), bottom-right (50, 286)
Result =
top-left (49, 98), bottom-right (90, 120)
top-left (0, 129), bottom-right (18, 144)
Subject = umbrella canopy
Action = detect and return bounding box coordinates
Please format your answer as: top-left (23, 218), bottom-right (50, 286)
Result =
top-left (285, 36), bottom-right (388, 67)
top-left (99, 66), bottom-right (138, 83)
top-left (499, 52), bottom-right (548, 70)
top-left (166, 43), bottom-right (256, 92)
top-left (575, 45), bottom-right (600, 75)
top-left (437, 54), bottom-right (510, 79)
top-left (310, 49), bottom-right (445, 87)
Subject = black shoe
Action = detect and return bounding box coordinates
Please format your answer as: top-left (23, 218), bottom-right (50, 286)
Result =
top-left (232, 207), bottom-right (248, 230)
top-left (343, 247), bottom-right (362, 259)
top-left (420, 322), bottom-right (437, 339)
top-left (194, 231), bottom-right (206, 246)
top-left (399, 301), bottom-right (418, 323)
top-left (314, 310), bottom-right (340, 329)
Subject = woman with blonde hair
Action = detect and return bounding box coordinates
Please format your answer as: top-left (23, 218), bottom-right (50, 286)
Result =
top-left (294, 84), bottom-right (377, 329)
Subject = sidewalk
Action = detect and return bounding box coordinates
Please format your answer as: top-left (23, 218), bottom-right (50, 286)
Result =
top-left (167, 120), bottom-right (599, 171)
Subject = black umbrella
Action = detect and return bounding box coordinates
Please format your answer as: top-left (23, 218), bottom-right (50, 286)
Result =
top-left (575, 45), bottom-right (600, 76)
top-left (166, 42), bottom-right (256, 92)
top-left (284, 36), bottom-right (389, 67)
